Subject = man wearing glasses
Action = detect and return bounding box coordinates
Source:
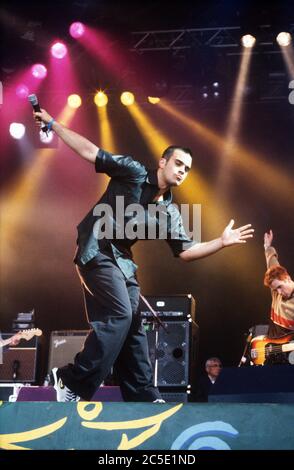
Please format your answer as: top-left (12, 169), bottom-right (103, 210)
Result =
top-left (195, 357), bottom-right (223, 402)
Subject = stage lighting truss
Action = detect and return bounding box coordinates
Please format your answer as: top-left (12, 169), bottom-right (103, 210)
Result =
top-left (130, 24), bottom-right (294, 53)
top-left (128, 24), bottom-right (294, 106)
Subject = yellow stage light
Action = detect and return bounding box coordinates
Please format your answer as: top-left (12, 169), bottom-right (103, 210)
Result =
top-left (148, 96), bottom-right (160, 104)
top-left (120, 91), bottom-right (135, 106)
top-left (67, 94), bottom-right (82, 109)
top-left (241, 34), bottom-right (256, 48)
top-left (276, 32), bottom-right (292, 47)
top-left (94, 91), bottom-right (108, 107)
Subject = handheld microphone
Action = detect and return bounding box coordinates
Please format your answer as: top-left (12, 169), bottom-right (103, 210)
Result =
top-left (28, 94), bottom-right (48, 132)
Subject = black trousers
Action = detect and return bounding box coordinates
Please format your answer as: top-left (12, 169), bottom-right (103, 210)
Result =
top-left (59, 251), bottom-right (161, 401)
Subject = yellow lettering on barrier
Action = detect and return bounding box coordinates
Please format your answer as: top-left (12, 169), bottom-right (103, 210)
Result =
top-left (81, 404), bottom-right (182, 449)
top-left (118, 422), bottom-right (161, 450)
top-left (0, 417), bottom-right (67, 450)
top-left (77, 401), bottom-right (103, 421)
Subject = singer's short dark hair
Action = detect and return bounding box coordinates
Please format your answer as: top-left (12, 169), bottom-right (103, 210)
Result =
top-left (161, 146), bottom-right (192, 161)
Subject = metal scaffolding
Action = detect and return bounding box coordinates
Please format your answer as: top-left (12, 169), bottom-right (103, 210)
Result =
top-left (128, 24), bottom-right (294, 105)
top-left (131, 25), bottom-right (294, 52)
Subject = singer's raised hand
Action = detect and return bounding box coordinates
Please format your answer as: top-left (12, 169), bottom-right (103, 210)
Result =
top-left (33, 108), bottom-right (98, 163)
top-left (33, 108), bottom-right (53, 125)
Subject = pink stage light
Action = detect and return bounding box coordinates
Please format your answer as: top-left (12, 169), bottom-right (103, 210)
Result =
top-left (51, 42), bottom-right (68, 59)
top-left (15, 84), bottom-right (29, 99)
top-left (69, 22), bottom-right (85, 39)
top-left (31, 64), bottom-right (47, 79)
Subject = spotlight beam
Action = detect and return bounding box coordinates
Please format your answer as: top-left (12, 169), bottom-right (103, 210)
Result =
top-left (280, 44), bottom-right (294, 79)
top-left (158, 99), bottom-right (294, 209)
top-left (125, 102), bottom-right (232, 232)
top-left (217, 48), bottom-right (253, 192)
top-left (126, 102), bottom-right (258, 276)
top-left (0, 105), bottom-right (77, 266)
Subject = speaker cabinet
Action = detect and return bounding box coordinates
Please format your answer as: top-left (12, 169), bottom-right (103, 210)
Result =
top-left (143, 320), bottom-right (198, 388)
top-left (0, 334), bottom-right (38, 383)
top-left (48, 330), bottom-right (89, 372)
top-left (140, 294), bottom-right (195, 321)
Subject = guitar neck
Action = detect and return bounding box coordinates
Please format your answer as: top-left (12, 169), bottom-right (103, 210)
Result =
top-left (0, 329), bottom-right (42, 348)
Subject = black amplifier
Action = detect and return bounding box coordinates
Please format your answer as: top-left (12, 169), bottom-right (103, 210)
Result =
top-left (139, 294), bottom-right (195, 321)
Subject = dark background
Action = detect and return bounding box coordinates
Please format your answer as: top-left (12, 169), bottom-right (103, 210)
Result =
top-left (1, 0), bottom-right (294, 383)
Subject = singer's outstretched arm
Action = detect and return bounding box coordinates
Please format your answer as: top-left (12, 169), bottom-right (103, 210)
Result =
top-left (179, 219), bottom-right (253, 261)
top-left (33, 109), bottom-right (98, 163)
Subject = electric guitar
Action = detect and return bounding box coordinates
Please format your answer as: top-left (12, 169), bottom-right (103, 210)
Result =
top-left (0, 328), bottom-right (42, 348)
top-left (250, 333), bottom-right (294, 365)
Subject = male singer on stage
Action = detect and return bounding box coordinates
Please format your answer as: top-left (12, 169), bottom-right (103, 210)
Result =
top-left (34, 108), bottom-right (254, 402)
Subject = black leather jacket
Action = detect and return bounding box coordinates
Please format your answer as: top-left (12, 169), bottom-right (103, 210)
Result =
top-left (74, 148), bottom-right (195, 278)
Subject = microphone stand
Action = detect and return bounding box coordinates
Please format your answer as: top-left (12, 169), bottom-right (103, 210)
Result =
top-left (238, 330), bottom-right (253, 367)
top-left (139, 294), bottom-right (168, 332)
top-left (139, 294), bottom-right (168, 388)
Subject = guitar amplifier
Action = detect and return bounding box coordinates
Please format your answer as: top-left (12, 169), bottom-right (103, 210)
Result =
top-left (0, 334), bottom-right (39, 383)
top-left (139, 294), bottom-right (195, 321)
top-left (48, 330), bottom-right (90, 372)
